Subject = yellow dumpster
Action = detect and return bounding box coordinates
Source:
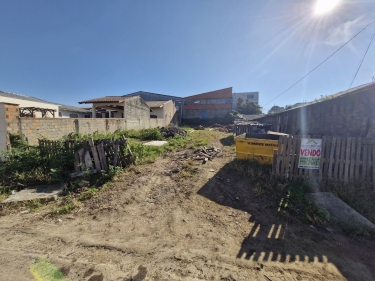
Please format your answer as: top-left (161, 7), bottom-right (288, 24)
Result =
top-left (235, 133), bottom-right (281, 164)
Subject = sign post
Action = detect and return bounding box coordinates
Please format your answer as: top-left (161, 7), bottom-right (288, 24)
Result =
top-left (298, 138), bottom-right (322, 169)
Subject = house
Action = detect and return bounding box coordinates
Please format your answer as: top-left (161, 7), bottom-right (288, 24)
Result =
top-left (58, 104), bottom-right (91, 118)
top-left (0, 91), bottom-right (59, 118)
top-left (232, 92), bottom-right (259, 110)
top-left (79, 95), bottom-right (151, 130)
top-left (146, 100), bottom-right (177, 126)
top-left (182, 87), bottom-right (233, 119)
top-left (123, 91), bottom-right (182, 123)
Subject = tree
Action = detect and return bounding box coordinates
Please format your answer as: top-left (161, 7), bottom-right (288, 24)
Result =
top-left (267, 105), bottom-right (284, 115)
top-left (237, 99), bottom-right (262, 114)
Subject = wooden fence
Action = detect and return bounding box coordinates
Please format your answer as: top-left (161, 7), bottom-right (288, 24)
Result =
top-left (38, 136), bottom-right (134, 175)
top-left (273, 135), bottom-right (375, 189)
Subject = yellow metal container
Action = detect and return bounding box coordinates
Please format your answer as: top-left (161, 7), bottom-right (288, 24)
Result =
top-left (235, 133), bottom-right (279, 164)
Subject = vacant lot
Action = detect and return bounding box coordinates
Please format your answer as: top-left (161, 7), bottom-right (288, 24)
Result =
top-left (0, 131), bottom-right (374, 281)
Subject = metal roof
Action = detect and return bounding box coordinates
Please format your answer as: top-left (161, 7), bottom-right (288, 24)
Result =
top-left (0, 91), bottom-right (57, 105)
top-left (184, 87), bottom-right (232, 100)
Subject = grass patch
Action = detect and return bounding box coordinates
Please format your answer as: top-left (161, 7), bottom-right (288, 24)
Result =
top-left (229, 159), bottom-right (329, 226)
top-left (180, 160), bottom-right (199, 178)
top-left (320, 179), bottom-right (375, 225)
top-left (30, 258), bottom-right (66, 280)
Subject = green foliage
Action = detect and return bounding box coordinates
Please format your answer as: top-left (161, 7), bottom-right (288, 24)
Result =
top-left (320, 180), bottom-right (375, 225)
top-left (138, 128), bottom-right (163, 141)
top-left (237, 100), bottom-right (262, 115)
top-left (128, 140), bottom-right (164, 164)
top-left (268, 105), bottom-right (285, 115)
top-left (9, 134), bottom-right (29, 150)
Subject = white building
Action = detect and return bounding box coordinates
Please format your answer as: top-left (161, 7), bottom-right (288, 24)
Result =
top-left (0, 91), bottom-right (59, 117)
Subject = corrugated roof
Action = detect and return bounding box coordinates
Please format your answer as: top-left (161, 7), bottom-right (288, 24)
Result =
top-left (183, 104), bottom-right (232, 110)
top-left (0, 91), bottom-right (57, 105)
top-left (184, 87), bottom-right (232, 100)
top-left (79, 96), bottom-right (129, 104)
top-left (146, 101), bottom-right (170, 108)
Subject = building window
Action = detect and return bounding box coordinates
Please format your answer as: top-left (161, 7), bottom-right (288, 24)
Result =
top-left (58, 112), bottom-right (62, 117)
top-left (69, 113), bottom-right (78, 118)
top-left (247, 94), bottom-right (255, 100)
top-left (84, 114), bottom-right (90, 118)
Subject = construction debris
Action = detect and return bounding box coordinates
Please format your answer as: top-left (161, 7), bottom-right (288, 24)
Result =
top-left (159, 127), bottom-right (188, 138)
top-left (192, 146), bottom-right (223, 161)
top-left (194, 125), bottom-right (205, 130)
top-left (210, 123), bottom-right (235, 133)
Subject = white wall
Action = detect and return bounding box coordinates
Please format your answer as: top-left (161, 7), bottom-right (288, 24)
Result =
top-left (59, 110), bottom-right (89, 118)
top-left (150, 107), bottom-right (164, 118)
top-left (0, 97), bottom-right (59, 117)
top-left (0, 104), bottom-right (7, 151)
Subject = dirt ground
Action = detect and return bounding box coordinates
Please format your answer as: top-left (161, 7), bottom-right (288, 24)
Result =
top-left (1, 134), bottom-right (375, 281)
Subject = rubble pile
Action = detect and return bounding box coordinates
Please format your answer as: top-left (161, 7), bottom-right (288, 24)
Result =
top-left (209, 123), bottom-right (235, 133)
top-left (159, 127), bottom-right (188, 138)
top-left (191, 146), bottom-right (222, 161)
top-left (194, 125), bottom-right (205, 130)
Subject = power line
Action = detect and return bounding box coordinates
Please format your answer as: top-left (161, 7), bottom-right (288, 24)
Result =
top-left (348, 28), bottom-right (375, 89)
top-left (262, 19), bottom-right (375, 108)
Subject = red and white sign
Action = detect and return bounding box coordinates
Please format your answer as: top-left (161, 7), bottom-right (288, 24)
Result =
top-left (298, 138), bottom-right (322, 169)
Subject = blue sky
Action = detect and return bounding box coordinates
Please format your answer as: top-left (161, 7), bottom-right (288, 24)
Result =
top-left (1, 0), bottom-right (375, 112)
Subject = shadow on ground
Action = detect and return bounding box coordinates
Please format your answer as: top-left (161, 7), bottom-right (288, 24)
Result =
top-left (197, 161), bottom-right (375, 280)
top-left (219, 135), bottom-right (235, 146)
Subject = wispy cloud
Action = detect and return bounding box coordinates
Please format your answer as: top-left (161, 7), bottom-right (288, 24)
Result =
top-left (325, 17), bottom-right (366, 46)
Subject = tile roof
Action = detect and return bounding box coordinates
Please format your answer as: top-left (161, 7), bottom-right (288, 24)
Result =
top-left (145, 101), bottom-right (170, 108)
top-left (79, 96), bottom-right (130, 104)
top-left (184, 87), bottom-right (232, 100)
top-left (183, 104), bottom-right (232, 110)
top-left (123, 91), bottom-right (182, 99)
top-left (0, 91), bottom-right (56, 105)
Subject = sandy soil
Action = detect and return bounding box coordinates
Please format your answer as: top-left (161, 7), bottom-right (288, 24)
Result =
top-left (0, 136), bottom-right (375, 281)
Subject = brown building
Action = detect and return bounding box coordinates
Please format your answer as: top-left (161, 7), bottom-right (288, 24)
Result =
top-left (182, 88), bottom-right (232, 119)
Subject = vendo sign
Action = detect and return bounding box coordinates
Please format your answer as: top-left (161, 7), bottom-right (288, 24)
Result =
top-left (298, 138), bottom-right (322, 169)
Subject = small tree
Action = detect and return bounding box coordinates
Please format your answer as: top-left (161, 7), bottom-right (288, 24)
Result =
top-left (236, 99), bottom-right (262, 114)
top-left (268, 105), bottom-right (284, 115)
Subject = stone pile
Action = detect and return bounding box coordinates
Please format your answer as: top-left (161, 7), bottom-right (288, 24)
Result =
top-left (159, 127), bottom-right (188, 138)
top-left (209, 124), bottom-right (235, 133)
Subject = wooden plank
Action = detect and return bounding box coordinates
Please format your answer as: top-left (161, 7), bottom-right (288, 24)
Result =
top-left (362, 142), bottom-right (368, 182)
top-left (88, 138), bottom-right (102, 171)
top-left (84, 150), bottom-right (93, 170)
top-left (333, 137), bottom-right (341, 180)
top-left (275, 136), bottom-right (284, 177)
top-left (77, 148), bottom-right (85, 170)
top-left (99, 143), bottom-right (109, 171)
top-left (355, 138), bottom-right (362, 179)
top-left (294, 136), bottom-right (301, 179)
top-left (349, 137), bottom-right (356, 180)
top-left (319, 136), bottom-right (327, 181)
top-left (272, 150), bottom-right (277, 175)
top-left (344, 137), bottom-right (351, 182)
top-left (113, 140), bottom-right (120, 168)
top-left (280, 136), bottom-right (289, 179)
top-left (339, 137), bottom-right (346, 182)
top-left (289, 136), bottom-right (298, 180)
top-left (74, 151), bottom-right (80, 172)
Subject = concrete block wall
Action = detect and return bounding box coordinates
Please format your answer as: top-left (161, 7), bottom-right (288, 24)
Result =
top-left (163, 100), bottom-right (177, 126)
top-left (256, 84), bottom-right (375, 137)
top-left (8, 118), bottom-right (128, 145)
top-left (150, 118), bottom-right (165, 128)
top-left (183, 108), bottom-right (231, 119)
top-left (0, 104), bottom-right (6, 150)
top-left (124, 96), bottom-right (150, 130)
